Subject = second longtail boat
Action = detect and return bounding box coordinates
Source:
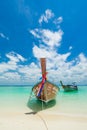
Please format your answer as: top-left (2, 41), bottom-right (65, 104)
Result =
top-left (60, 80), bottom-right (78, 92)
top-left (32, 58), bottom-right (59, 103)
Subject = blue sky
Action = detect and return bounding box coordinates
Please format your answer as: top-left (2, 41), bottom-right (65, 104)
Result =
top-left (0, 0), bottom-right (87, 85)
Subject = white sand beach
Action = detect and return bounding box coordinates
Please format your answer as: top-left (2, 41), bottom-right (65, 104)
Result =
top-left (0, 106), bottom-right (87, 130)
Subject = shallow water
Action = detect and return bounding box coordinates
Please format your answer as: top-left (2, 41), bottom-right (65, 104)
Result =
top-left (0, 86), bottom-right (87, 116)
top-left (55, 86), bottom-right (87, 116)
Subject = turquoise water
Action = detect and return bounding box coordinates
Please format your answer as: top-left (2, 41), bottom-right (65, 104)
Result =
top-left (56, 86), bottom-right (87, 116)
top-left (0, 86), bottom-right (87, 116)
top-left (0, 86), bottom-right (31, 110)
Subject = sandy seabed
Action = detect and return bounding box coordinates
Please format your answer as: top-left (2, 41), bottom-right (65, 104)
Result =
top-left (0, 106), bottom-right (87, 130)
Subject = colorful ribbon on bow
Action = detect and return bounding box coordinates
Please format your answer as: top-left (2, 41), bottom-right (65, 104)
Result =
top-left (37, 72), bottom-right (48, 97)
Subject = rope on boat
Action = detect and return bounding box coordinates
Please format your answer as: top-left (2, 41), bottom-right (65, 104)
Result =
top-left (28, 92), bottom-right (48, 130)
top-left (37, 113), bottom-right (48, 130)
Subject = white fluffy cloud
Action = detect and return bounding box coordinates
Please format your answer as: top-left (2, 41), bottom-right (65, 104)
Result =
top-left (32, 44), bottom-right (87, 85)
top-left (33, 45), bottom-right (56, 58)
top-left (0, 51), bottom-right (87, 85)
top-left (0, 33), bottom-right (9, 40)
top-left (45, 53), bottom-right (87, 85)
top-left (69, 46), bottom-right (73, 50)
top-left (39, 9), bottom-right (54, 24)
top-left (0, 52), bottom-right (27, 85)
top-left (30, 28), bottom-right (63, 47)
top-left (29, 9), bottom-right (87, 85)
top-left (0, 51), bottom-right (41, 85)
top-left (6, 51), bottom-right (26, 63)
top-left (0, 51), bottom-right (26, 73)
top-left (54, 16), bottom-right (63, 25)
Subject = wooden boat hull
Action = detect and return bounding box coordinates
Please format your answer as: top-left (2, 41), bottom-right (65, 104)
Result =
top-left (62, 85), bottom-right (78, 92)
top-left (60, 81), bottom-right (78, 92)
top-left (32, 81), bottom-right (59, 103)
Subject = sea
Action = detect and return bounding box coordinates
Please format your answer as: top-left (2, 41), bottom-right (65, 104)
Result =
top-left (0, 85), bottom-right (87, 117)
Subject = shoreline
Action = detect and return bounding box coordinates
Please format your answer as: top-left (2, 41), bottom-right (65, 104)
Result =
top-left (0, 107), bottom-right (87, 130)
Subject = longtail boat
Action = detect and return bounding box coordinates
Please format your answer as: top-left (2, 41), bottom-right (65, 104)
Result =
top-left (60, 80), bottom-right (78, 92)
top-left (32, 58), bottom-right (59, 103)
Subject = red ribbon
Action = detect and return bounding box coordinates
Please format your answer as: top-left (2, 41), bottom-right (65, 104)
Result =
top-left (37, 72), bottom-right (48, 97)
